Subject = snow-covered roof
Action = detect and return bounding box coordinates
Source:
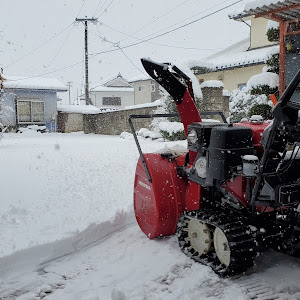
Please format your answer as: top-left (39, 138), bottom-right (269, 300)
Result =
top-left (129, 74), bottom-right (151, 83)
top-left (190, 38), bottom-right (279, 71)
top-left (230, 0), bottom-right (300, 21)
top-left (124, 99), bottom-right (161, 110)
top-left (200, 80), bottom-right (224, 88)
top-left (2, 74), bottom-right (67, 91)
top-left (57, 104), bottom-right (101, 114)
top-left (102, 74), bottom-right (132, 88)
top-left (90, 86), bottom-right (134, 93)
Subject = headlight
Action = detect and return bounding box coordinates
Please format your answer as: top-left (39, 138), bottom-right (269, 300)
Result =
top-left (188, 129), bottom-right (198, 144)
top-left (195, 156), bottom-right (207, 178)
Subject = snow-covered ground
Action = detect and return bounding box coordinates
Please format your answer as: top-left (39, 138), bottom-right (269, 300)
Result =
top-left (0, 132), bottom-right (299, 300)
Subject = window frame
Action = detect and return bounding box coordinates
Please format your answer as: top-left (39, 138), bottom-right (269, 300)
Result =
top-left (151, 83), bottom-right (155, 92)
top-left (138, 85), bottom-right (146, 92)
top-left (102, 96), bottom-right (121, 106)
top-left (17, 99), bottom-right (45, 124)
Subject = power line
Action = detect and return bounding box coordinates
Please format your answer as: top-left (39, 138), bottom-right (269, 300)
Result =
top-left (5, 0), bottom-right (88, 70)
top-left (98, 0), bottom-right (115, 18)
top-left (92, 0), bottom-right (243, 56)
top-left (141, 0), bottom-right (234, 42)
top-left (93, 0), bottom-right (105, 18)
top-left (101, 23), bottom-right (221, 51)
top-left (7, 0), bottom-right (243, 82)
top-left (42, 23), bottom-right (75, 75)
top-left (77, 0), bottom-right (88, 18)
top-left (118, 0), bottom-right (188, 44)
top-left (4, 22), bottom-right (74, 69)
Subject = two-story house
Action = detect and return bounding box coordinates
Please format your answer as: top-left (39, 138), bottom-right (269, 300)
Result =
top-left (129, 75), bottom-right (161, 105)
top-left (192, 15), bottom-right (279, 92)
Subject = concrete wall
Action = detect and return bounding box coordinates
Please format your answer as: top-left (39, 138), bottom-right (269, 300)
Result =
top-left (1, 89), bottom-right (58, 130)
top-left (57, 112), bottom-right (83, 133)
top-left (83, 106), bottom-right (158, 135)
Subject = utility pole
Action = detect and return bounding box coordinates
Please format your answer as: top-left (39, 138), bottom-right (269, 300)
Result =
top-left (67, 81), bottom-right (73, 105)
top-left (75, 17), bottom-right (98, 105)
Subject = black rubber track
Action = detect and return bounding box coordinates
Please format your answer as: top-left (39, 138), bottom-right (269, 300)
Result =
top-left (176, 209), bottom-right (257, 276)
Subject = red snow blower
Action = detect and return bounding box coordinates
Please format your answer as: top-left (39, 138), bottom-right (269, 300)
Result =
top-left (130, 58), bottom-right (300, 276)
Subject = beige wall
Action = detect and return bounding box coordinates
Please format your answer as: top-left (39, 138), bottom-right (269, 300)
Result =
top-left (132, 80), bottom-right (152, 105)
top-left (197, 64), bottom-right (264, 92)
top-left (250, 17), bottom-right (277, 49)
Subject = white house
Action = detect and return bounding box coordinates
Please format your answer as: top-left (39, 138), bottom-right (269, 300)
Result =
top-left (87, 74), bottom-right (134, 109)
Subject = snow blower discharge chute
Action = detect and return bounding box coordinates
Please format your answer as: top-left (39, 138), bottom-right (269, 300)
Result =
top-left (129, 58), bottom-right (300, 276)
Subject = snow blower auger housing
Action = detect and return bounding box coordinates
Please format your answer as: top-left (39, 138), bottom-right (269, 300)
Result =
top-left (131, 58), bottom-right (300, 276)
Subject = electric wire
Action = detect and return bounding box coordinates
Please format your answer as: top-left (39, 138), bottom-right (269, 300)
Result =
top-left (101, 23), bottom-right (221, 51)
top-left (93, 0), bottom-right (105, 18)
top-left (42, 23), bottom-right (75, 75)
top-left (5, 0), bottom-right (88, 69)
top-left (92, 0), bottom-right (243, 56)
top-left (4, 22), bottom-right (75, 69)
top-left (98, 0), bottom-right (115, 18)
top-left (7, 0), bottom-right (243, 81)
top-left (77, 0), bottom-right (88, 18)
top-left (113, 0), bottom-right (234, 48)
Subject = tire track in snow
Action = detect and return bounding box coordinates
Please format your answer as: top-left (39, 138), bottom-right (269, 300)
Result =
top-left (0, 210), bottom-right (136, 300)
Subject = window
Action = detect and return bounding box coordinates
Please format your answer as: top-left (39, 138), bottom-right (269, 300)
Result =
top-left (151, 83), bottom-right (155, 92)
top-left (17, 100), bottom-right (45, 124)
top-left (138, 85), bottom-right (146, 92)
top-left (102, 97), bottom-right (121, 106)
top-left (238, 83), bottom-right (247, 90)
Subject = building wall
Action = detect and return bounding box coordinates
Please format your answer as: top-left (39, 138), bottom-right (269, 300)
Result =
top-left (1, 89), bottom-right (58, 130)
top-left (89, 91), bottom-right (134, 109)
top-left (196, 64), bottom-right (264, 92)
top-left (250, 17), bottom-right (277, 49)
top-left (132, 80), bottom-right (160, 105)
top-left (83, 106), bottom-right (158, 135)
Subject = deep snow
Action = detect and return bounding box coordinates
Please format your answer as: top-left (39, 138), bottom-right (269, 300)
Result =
top-left (0, 132), bottom-right (299, 300)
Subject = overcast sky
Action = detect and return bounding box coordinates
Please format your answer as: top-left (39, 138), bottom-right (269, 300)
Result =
top-left (1, 0), bottom-right (250, 103)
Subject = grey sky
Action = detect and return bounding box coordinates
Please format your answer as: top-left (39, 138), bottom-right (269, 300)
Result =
top-left (1, 0), bottom-right (249, 102)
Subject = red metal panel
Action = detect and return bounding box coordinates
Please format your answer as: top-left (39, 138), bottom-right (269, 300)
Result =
top-left (184, 181), bottom-right (201, 211)
top-left (134, 154), bottom-right (188, 239)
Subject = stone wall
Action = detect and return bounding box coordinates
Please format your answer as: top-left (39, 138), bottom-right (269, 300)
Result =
top-left (83, 106), bottom-right (158, 135)
top-left (201, 87), bottom-right (230, 118)
top-left (58, 86), bottom-right (230, 134)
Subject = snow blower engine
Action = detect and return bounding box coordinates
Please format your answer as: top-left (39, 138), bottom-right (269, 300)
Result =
top-left (130, 58), bottom-right (300, 276)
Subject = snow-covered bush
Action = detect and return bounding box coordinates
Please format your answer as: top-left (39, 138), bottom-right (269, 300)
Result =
top-left (229, 87), bottom-right (267, 122)
top-left (150, 95), bottom-right (186, 141)
top-left (230, 71), bottom-right (278, 122)
top-left (266, 20), bottom-right (279, 42)
top-left (158, 121), bottom-right (185, 141)
top-left (247, 71), bottom-right (279, 96)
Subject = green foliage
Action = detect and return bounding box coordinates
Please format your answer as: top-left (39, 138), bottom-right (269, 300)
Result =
top-left (160, 129), bottom-right (186, 141)
top-left (190, 66), bottom-right (213, 75)
top-left (266, 53), bottom-right (279, 74)
top-left (266, 28), bottom-right (279, 42)
top-left (248, 104), bottom-right (273, 120)
top-left (250, 84), bottom-right (278, 96)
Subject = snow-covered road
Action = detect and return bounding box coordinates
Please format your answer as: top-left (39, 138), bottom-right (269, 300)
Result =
top-left (0, 132), bottom-right (299, 300)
